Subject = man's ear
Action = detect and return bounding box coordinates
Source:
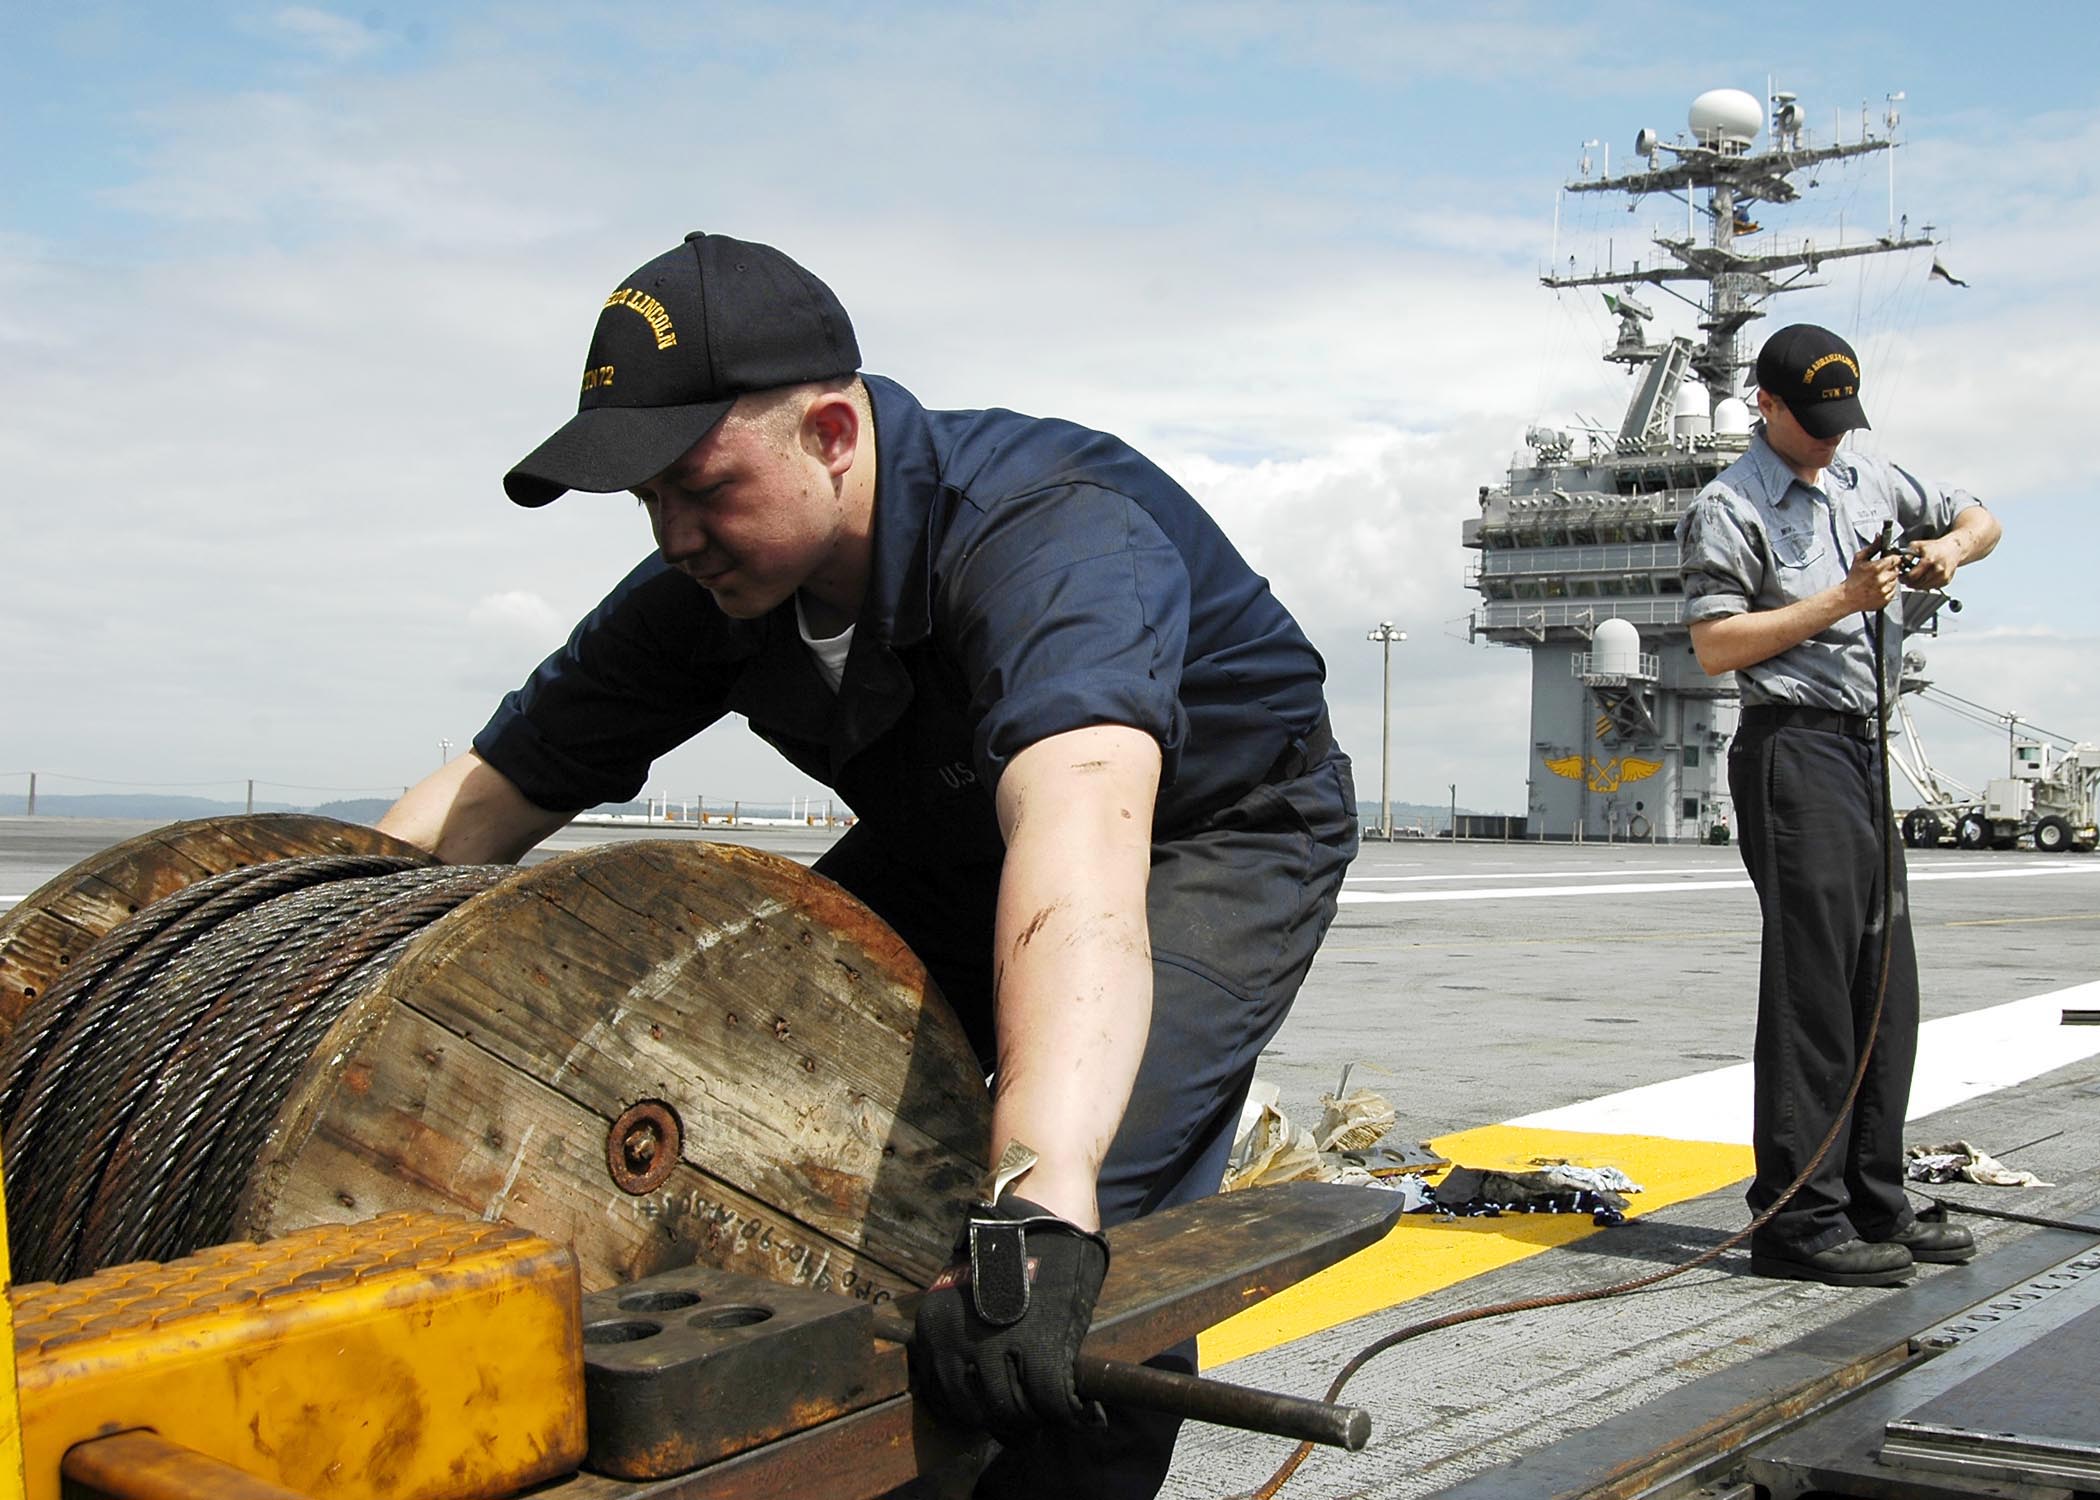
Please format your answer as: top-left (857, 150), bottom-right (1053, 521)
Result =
top-left (803, 392), bottom-right (861, 478)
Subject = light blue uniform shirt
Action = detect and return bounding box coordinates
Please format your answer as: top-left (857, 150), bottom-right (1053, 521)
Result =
top-left (1677, 427), bottom-right (1978, 715)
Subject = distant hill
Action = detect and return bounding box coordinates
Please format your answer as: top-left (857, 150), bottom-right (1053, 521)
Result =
top-left (3, 792), bottom-right (1501, 830)
top-left (0, 793), bottom-right (652, 824)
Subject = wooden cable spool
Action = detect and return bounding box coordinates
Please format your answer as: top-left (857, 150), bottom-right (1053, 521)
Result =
top-left (0, 816), bottom-right (989, 1301)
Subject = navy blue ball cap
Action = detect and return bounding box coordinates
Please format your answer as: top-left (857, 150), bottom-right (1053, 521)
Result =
top-left (504, 232), bottom-right (861, 507)
top-left (1755, 323), bottom-right (1871, 440)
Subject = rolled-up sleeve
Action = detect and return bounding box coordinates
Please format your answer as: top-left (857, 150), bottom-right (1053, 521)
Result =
top-left (473, 556), bottom-right (737, 811)
top-left (1887, 462), bottom-right (1982, 539)
top-left (1678, 491), bottom-right (1758, 623)
top-left (943, 483), bottom-right (1190, 793)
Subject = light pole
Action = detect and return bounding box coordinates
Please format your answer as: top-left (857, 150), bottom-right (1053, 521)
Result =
top-left (1366, 622), bottom-right (1406, 840)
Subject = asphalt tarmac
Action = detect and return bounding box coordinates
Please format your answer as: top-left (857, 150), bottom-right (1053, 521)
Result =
top-left (5, 816), bottom-right (2098, 1496)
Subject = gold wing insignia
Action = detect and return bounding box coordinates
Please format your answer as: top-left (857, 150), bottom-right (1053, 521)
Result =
top-left (1543, 754), bottom-right (1587, 782)
top-left (1618, 757), bottom-right (1664, 785)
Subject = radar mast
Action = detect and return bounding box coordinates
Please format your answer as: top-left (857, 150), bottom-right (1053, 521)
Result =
top-left (1464, 86), bottom-right (1937, 843)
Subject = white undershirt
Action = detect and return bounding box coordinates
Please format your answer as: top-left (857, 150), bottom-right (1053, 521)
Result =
top-left (795, 593), bottom-right (854, 692)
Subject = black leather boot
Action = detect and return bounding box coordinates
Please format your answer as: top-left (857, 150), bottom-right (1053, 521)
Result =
top-left (1749, 1237), bottom-right (1914, 1287)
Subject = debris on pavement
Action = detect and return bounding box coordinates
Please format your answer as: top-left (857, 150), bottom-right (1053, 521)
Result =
top-left (1224, 1074), bottom-right (1418, 1192)
top-left (1906, 1140), bottom-right (2054, 1188)
top-left (1525, 1160), bottom-right (1645, 1196)
top-left (1429, 1166), bottom-right (1631, 1226)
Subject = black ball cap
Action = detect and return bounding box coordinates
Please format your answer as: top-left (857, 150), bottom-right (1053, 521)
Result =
top-left (504, 232), bottom-right (861, 507)
top-left (1755, 323), bottom-right (1871, 440)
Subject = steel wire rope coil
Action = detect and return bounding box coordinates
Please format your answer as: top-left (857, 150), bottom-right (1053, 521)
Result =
top-left (0, 857), bottom-right (413, 1132)
top-left (0, 869), bottom-right (251, 1117)
top-left (3, 856), bottom-right (432, 1282)
top-left (82, 866), bottom-right (508, 1270)
top-left (17, 877), bottom-right (396, 1280)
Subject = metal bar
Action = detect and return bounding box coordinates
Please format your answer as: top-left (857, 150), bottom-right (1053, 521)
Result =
top-left (868, 1311), bottom-right (1371, 1451)
top-left (1929, 1198), bottom-right (2100, 1236)
top-left (63, 1430), bottom-right (318, 1500)
top-left (1075, 1350), bottom-right (1371, 1451)
top-left (1882, 1421), bottom-right (2100, 1488)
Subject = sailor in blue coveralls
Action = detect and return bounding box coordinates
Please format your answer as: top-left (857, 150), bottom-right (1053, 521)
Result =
top-left (1678, 324), bottom-right (2000, 1289)
top-left (379, 232), bottom-right (1357, 1497)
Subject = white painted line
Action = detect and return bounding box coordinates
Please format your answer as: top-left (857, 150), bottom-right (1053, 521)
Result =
top-left (1341, 879), bottom-right (1748, 905)
top-left (1348, 867), bottom-right (1728, 884)
top-left (1913, 863), bottom-right (2100, 883)
top-left (1513, 1059), bottom-right (1757, 1144)
top-left (1510, 979), bottom-right (2100, 1144)
top-left (1339, 862), bottom-right (2100, 904)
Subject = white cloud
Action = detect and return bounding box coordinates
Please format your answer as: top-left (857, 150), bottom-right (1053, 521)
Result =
top-left (5, 14), bottom-right (2093, 814)
top-left (261, 7), bottom-right (385, 64)
top-left (468, 589), bottom-right (565, 642)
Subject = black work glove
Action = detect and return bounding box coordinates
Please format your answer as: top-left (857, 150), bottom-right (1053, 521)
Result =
top-left (906, 1192), bottom-right (1111, 1443)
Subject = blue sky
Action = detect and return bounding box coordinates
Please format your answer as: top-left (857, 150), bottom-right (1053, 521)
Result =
top-left (5, 3), bottom-right (2095, 813)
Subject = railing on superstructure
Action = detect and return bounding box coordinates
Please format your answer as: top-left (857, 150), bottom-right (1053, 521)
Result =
top-left (1473, 598), bottom-right (1686, 639)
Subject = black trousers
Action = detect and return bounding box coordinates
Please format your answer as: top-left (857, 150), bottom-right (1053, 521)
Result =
top-left (1728, 717), bottom-right (1919, 1257)
top-left (815, 751), bottom-right (1357, 1499)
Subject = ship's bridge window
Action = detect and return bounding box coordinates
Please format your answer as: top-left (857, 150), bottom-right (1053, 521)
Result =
top-left (1655, 574), bottom-right (1683, 594)
top-left (1682, 744), bottom-right (1702, 767)
top-left (1569, 579), bottom-right (1597, 597)
top-left (1622, 575), bottom-right (1652, 596)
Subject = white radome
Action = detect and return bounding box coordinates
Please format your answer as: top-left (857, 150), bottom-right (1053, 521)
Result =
top-left (1675, 379), bottom-right (1713, 438)
top-left (1591, 617), bottom-right (1645, 676)
top-left (1688, 89), bottom-right (1762, 148)
top-left (1712, 397), bottom-right (1754, 436)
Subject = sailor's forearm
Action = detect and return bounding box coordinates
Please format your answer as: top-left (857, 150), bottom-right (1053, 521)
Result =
top-left (1689, 596), bottom-right (1849, 676)
top-left (989, 726), bottom-right (1161, 1228)
top-left (377, 752), bottom-right (574, 864)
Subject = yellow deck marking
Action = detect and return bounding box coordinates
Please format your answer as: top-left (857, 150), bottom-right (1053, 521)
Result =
top-left (1200, 1125), bottom-right (1752, 1368)
top-left (1, 1140), bottom-right (25, 1499)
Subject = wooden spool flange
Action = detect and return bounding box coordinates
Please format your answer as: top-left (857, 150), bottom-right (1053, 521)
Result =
top-left (240, 838), bottom-right (990, 1297)
top-left (0, 814), bottom-right (431, 1040)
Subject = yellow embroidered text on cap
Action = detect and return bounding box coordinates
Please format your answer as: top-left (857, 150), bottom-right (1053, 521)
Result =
top-left (603, 288), bottom-right (678, 351)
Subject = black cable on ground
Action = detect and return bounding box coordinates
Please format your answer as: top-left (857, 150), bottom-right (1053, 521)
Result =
top-left (1249, 588), bottom-right (1909, 1500)
top-left (1928, 1199), bottom-right (2100, 1237)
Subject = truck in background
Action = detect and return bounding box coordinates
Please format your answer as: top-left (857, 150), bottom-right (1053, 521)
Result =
top-left (1892, 662), bottom-right (2099, 852)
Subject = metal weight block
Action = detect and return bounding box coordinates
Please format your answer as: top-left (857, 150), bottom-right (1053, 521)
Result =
top-left (582, 1264), bottom-right (900, 1479)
